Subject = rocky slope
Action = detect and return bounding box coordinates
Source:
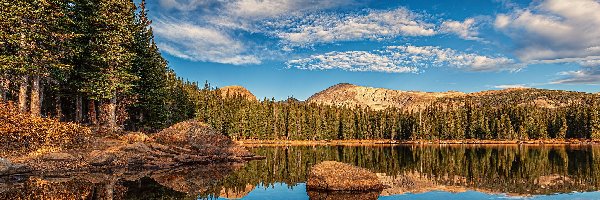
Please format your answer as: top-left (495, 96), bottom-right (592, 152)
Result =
top-left (307, 83), bottom-right (465, 110)
top-left (307, 83), bottom-right (596, 110)
top-left (218, 85), bottom-right (258, 101)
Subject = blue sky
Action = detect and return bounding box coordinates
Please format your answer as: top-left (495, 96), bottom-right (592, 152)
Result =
top-left (145, 0), bottom-right (600, 100)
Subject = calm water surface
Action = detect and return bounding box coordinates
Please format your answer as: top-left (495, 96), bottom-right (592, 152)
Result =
top-left (3, 145), bottom-right (600, 199)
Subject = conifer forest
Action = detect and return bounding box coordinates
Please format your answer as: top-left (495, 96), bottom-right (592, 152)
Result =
top-left (1, 0), bottom-right (600, 141)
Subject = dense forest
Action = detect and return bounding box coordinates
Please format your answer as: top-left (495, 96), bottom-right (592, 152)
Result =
top-left (197, 88), bottom-right (600, 140)
top-left (1, 0), bottom-right (599, 141)
top-left (0, 0), bottom-right (197, 132)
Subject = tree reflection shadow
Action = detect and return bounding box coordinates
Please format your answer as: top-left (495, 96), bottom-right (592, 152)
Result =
top-left (0, 163), bottom-right (244, 200)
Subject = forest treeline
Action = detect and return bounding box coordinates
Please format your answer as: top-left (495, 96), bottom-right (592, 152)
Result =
top-left (197, 87), bottom-right (600, 140)
top-left (0, 0), bottom-right (197, 132)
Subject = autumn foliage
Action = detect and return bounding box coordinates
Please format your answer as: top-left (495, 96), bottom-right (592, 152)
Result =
top-left (0, 102), bottom-right (91, 155)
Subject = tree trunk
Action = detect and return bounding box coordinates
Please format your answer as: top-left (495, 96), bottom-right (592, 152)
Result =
top-left (99, 97), bottom-right (117, 131)
top-left (75, 95), bottom-right (83, 122)
top-left (30, 75), bottom-right (41, 117)
top-left (0, 76), bottom-right (7, 101)
top-left (18, 75), bottom-right (28, 113)
top-left (88, 100), bottom-right (97, 125)
top-left (108, 96), bottom-right (117, 130)
top-left (55, 95), bottom-right (62, 121)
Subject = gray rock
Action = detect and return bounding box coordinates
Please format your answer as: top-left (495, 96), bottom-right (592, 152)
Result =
top-left (120, 142), bottom-right (152, 153)
top-left (89, 154), bottom-right (116, 166)
top-left (42, 152), bottom-right (77, 161)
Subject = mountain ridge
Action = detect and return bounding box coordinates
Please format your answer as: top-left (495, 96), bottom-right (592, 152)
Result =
top-left (306, 83), bottom-right (596, 110)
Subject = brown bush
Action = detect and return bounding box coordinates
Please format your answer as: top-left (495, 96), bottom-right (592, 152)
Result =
top-left (0, 102), bottom-right (91, 156)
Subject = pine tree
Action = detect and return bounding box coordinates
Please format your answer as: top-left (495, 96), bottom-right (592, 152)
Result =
top-left (77, 0), bottom-right (135, 131)
top-left (591, 102), bottom-right (600, 140)
top-left (0, 0), bottom-right (73, 116)
top-left (126, 0), bottom-right (172, 132)
top-left (558, 115), bottom-right (568, 139)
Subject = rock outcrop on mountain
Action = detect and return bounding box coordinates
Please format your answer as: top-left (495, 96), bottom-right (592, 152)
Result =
top-left (307, 83), bottom-right (596, 111)
top-left (307, 83), bottom-right (465, 110)
top-left (218, 86), bottom-right (257, 101)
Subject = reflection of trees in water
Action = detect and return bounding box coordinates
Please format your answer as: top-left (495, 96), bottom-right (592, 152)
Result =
top-left (219, 145), bottom-right (600, 196)
top-left (0, 163), bottom-right (243, 200)
top-left (2, 146), bottom-right (600, 199)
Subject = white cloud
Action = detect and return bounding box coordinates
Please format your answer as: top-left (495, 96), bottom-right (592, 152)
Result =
top-left (263, 8), bottom-right (436, 46)
top-left (526, 56), bottom-right (600, 66)
top-left (159, 0), bottom-right (356, 18)
top-left (152, 19), bottom-right (261, 65)
top-left (552, 69), bottom-right (600, 84)
top-left (158, 0), bottom-right (216, 12)
top-left (494, 0), bottom-right (600, 62)
top-left (495, 0), bottom-right (600, 84)
top-left (386, 46), bottom-right (520, 71)
top-left (287, 51), bottom-right (418, 73)
top-left (225, 0), bottom-right (355, 19)
top-left (440, 18), bottom-right (481, 40)
top-left (287, 45), bottom-right (518, 73)
top-left (494, 84), bottom-right (529, 89)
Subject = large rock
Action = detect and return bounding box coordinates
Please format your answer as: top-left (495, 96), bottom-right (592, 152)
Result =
top-left (42, 152), bottom-right (77, 161)
top-left (306, 161), bottom-right (385, 191)
top-left (0, 158), bottom-right (31, 176)
top-left (88, 153), bottom-right (116, 166)
top-left (152, 120), bottom-right (251, 157)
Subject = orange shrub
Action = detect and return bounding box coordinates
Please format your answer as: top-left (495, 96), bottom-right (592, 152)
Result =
top-left (0, 102), bottom-right (91, 155)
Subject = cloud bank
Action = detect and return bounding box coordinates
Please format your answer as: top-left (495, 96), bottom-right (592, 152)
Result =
top-left (287, 45), bottom-right (518, 73)
top-left (153, 19), bottom-right (261, 65)
top-left (495, 0), bottom-right (600, 83)
top-left (262, 8), bottom-right (436, 47)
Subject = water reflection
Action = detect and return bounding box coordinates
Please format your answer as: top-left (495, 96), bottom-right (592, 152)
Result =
top-left (233, 145), bottom-right (600, 197)
top-left (0, 163), bottom-right (243, 200)
top-left (1, 145), bottom-right (600, 199)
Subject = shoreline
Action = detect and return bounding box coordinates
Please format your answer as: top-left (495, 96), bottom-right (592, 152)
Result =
top-left (235, 139), bottom-right (600, 146)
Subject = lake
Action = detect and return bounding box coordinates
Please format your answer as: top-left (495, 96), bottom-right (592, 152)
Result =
top-left (2, 145), bottom-right (600, 199)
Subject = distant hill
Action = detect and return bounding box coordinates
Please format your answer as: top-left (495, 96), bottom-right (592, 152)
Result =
top-left (218, 86), bottom-right (257, 101)
top-left (442, 87), bottom-right (593, 109)
top-left (307, 83), bottom-right (465, 110)
top-left (307, 83), bottom-right (596, 110)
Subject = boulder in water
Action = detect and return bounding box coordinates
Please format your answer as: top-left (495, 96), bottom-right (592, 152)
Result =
top-left (306, 161), bottom-right (385, 191)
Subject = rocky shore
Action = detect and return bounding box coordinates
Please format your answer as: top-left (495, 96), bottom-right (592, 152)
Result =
top-left (0, 120), bottom-right (264, 177)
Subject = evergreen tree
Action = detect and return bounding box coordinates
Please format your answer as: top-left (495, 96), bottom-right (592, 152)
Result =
top-left (78, 0), bottom-right (135, 131)
top-left (126, 0), bottom-right (172, 132)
